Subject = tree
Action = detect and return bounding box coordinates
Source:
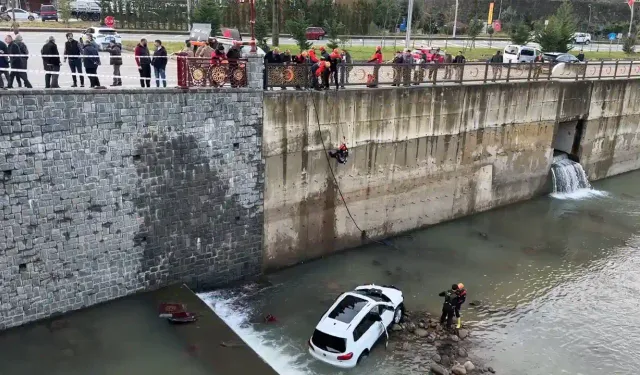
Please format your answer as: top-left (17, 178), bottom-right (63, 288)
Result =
top-left (59, 0), bottom-right (72, 25)
top-left (324, 19), bottom-right (347, 50)
top-left (623, 35), bottom-right (636, 54)
top-left (534, 1), bottom-right (576, 53)
top-left (286, 12), bottom-right (312, 52)
top-left (510, 22), bottom-right (531, 45)
top-left (467, 19), bottom-right (483, 48)
top-left (487, 25), bottom-right (494, 47)
top-left (193, 0), bottom-right (221, 36)
top-left (255, 10), bottom-right (270, 51)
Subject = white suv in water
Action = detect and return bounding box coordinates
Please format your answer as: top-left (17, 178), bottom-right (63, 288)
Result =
top-left (308, 284), bottom-right (404, 369)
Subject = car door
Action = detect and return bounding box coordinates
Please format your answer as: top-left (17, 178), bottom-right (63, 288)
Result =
top-left (375, 304), bottom-right (395, 328)
top-left (13, 9), bottom-right (26, 20)
top-left (352, 309), bottom-right (383, 352)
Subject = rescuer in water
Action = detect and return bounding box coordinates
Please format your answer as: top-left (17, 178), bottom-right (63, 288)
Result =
top-left (455, 283), bottom-right (467, 328)
top-left (329, 142), bottom-right (349, 164)
top-left (439, 284), bottom-right (460, 330)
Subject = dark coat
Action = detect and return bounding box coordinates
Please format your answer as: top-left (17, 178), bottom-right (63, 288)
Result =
top-left (226, 46), bottom-right (241, 60)
top-left (151, 46), bottom-right (167, 69)
top-left (64, 39), bottom-right (82, 61)
top-left (0, 40), bottom-right (8, 68)
top-left (41, 41), bottom-right (61, 66)
top-left (105, 44), bottom-right (122, 65)
top-left (134, 44), bottom-right (151, 67)
top-left (264, 50), bottom-right (282, 64)
top-left (8, 42), bottom-right (24, 69)
top-left (82, 44), bottom-right (101, 69)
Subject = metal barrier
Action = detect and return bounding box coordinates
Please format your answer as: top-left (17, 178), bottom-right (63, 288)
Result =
top-left (264, 60), bottom-right (640, 89)
top-left (177, 56), bottom-right (249, 88)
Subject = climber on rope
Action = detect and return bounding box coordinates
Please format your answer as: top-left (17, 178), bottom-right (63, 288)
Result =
top-left (329, 141), bottom-right (349, 164)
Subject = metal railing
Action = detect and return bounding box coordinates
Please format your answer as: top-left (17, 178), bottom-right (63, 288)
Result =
top-left (264, 60), bottom-right (640, 89)
top-left (176, 56), bottom-right (249, 88)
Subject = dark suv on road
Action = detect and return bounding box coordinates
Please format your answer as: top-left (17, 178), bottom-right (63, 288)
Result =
top-left (40, 4), bottom-right (58, 22)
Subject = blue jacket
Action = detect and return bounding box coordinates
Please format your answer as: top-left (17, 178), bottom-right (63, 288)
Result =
top-left (82, 44), bottom-right (100, 69)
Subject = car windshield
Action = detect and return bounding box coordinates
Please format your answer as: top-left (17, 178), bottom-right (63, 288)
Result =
top-left (41, 5), bottom-right (55, 11)
top-left (312, 329), bottom-right (346, 353)
top-left (557, 54), bottom-right (577, 62)
top-left (98, 29), bottom-right (117, 35)
top-left (520, 49), bottom-right (534, 56)
top-left (505, 46), bottom-right (518, 54)
top-left (328, 295), bottom-right (368, 323)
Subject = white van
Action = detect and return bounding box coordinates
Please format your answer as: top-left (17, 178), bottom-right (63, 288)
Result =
top-left (503, 45), bottom-right (541, 63)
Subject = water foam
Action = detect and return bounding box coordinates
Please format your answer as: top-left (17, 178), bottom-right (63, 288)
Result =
top-left (198, 289), bottom-right (314, 375)
top-left (550, 189), bottom-right (609, 200)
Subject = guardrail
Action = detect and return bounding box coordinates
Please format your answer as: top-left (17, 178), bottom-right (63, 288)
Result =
top-left (176, 56), bottom-right (248, 88)
top-left (264, 60), bottom-right (640, 88)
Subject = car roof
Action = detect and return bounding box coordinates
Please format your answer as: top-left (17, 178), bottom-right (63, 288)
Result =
top-left (316, 292), bottom-right (375, 336)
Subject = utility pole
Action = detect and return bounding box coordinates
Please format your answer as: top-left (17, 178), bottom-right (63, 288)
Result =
top-left (271, 0), bottom-right (279, 47)
top-left (186, 0), bottom-right (191, 30)
top-left (452, 0), bottom-right (459, 38)
top-left (629, 0), bottom-right (635, 38)
top-left (249, 0), bottom-right (256, 52)
top-left (405, 0), bottom-right (414, 49)
top-left (11, 0), bottom-right (17, 34)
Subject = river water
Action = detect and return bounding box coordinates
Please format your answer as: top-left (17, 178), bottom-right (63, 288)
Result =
top-left (200, 171), bottom-right (640, 375)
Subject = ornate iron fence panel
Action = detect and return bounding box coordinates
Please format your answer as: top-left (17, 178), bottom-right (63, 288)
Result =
top-left (177, 57), bottom-right (248, 88)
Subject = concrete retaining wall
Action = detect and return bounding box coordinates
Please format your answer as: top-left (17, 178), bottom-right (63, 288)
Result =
top-left (0, 87), bottom-right (264, 330)
top-left (262, 80), bottom-right (639, 270)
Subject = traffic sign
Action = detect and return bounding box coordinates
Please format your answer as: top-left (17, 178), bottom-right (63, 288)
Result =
top-left (608, 32), bottom-right (617, 41)
top-left (104, 16), bottom-right (114, 28)
top-left (492, 20), bottom-right (502, 32)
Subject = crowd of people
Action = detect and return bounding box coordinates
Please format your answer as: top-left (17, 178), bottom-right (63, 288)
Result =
top-left (0, 34), bottom-right (170, 89)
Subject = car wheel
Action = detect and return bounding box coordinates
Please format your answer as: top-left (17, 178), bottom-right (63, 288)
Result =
top-left (393, 303), bottom-right (405, 324)
top-left (585, 40), bottom-right (590, 45)
top-left (356, 350), bottom-right (369, 365)
top-left (28, 16), bottom-right (34, 21)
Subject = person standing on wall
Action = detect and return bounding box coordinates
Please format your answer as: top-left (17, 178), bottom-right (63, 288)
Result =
top-left (134, 38), bottom-right (151, 87)
top-left (64, 33), bottom-right (84, 87)
top-left (151, 40), bottom-right (167, 88)
top-left (82, 39), bottom-right (101, 88)
top-left (104, 40), bottom-right (122, 86)
top-left (0, 36), bottom-right (9, 88)
top-left (41, 36), bottom-right (61, 89)
top-left (6, 34), bottom-right (32, 88)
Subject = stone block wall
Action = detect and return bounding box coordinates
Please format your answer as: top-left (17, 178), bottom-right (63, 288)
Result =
top-left (0, 87), bottom-right (264, 330)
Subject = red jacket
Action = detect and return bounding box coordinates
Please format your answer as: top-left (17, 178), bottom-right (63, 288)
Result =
top-left (309, 50), bottom-right (319, 63)
top-left (134, 44), bottom-right (150, 67)
top-left (210, 50), bottom-right (226, 64)
top-left (315, 64), bottom-right (327, 77)
top-left (368, 51), bottom-right (383, 64)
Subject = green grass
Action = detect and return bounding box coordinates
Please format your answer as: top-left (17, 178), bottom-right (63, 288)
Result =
top-left (122, 40), bottom-right (184, 53)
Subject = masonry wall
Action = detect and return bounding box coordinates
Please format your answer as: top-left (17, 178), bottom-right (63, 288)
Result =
top-left (0, 87), bottom-right (264, 330)
top-left (578, 80), bottom-right (640, 179)
top-left (261, 81), bottom-right (602, 270)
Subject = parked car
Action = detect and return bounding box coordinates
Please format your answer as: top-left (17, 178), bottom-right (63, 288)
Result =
top-left (503, 45), bottom-right (542, 63)
top-left (80, 27), bottom-right (122, 51)
top-left (5, 8), bottom-right (38, 21)
top-left (308, 284), bottom-right (404, 369)
top-left (573, 32), bottom-right (592, 45)
top-left (542, 52), bottom-right (582, 65)
top-left (305, 26), bottom-right (326, 40)
top-left (216, 38), bottom-right (266, 58)
top-left (39, 4), bottom-right (58, 21)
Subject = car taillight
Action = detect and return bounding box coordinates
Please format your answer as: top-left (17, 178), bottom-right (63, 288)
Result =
top-left (308, 339), bottom-right (314, 351)
top-left (337, 352), bottom-right (353, 361)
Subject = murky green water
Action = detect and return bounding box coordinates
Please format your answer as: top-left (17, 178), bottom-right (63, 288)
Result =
top-left (201, 171), bottom-right (640, 375)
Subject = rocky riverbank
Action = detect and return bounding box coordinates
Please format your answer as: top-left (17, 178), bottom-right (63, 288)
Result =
top-left (387, 310), bottom-right (496, 375)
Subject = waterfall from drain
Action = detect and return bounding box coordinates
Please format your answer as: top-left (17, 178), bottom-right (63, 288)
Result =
top-left (551, 154), bottom-right (592, 193)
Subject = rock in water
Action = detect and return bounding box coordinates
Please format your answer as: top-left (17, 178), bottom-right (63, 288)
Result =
top-left (449, 334), bottom-right (460, 342)
top-left (458, 329), bottom-right (469, 339)
top-left (463, 361), bottom-right (475, 372)
top-left (430, 364), bottom-right (449, 375)
top-left (405, 322), bottom-right (417, 333)
top-left (415, 328), bottom-right (429, 337)
top-left (432, 354), bottom-right (442, 363)
top-left (487, 366), bottom-right (496, 373)
top-left (457, 347), bottom-right (468, 358)
top-left (451, 365), bottom-right (467, 375)
top-left (392, 324), bottom-right (403, 332)
top-left (427, 334), bottom-right (436, 343)
top-left (441, 354), bottom-right (451, 366)
top-left (418, 322), bottom-right (425, 328)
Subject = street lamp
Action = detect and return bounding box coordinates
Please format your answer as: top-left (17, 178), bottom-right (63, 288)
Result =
top-left (587, 5), bottom-right (592, 33)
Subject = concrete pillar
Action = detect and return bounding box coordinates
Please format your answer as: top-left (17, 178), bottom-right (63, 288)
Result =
top-left (246, 55), bottom-right (264, 90)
